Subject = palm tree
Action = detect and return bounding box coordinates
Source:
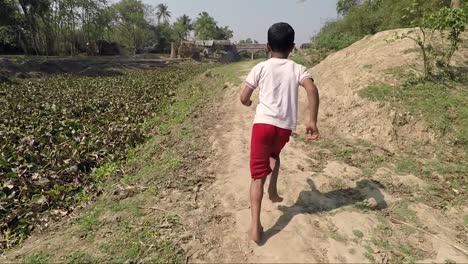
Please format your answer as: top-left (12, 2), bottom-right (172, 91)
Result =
top-left (178, 14), bottom-right (192, 39)
top-left (156, 3), bottom-right (171, 24)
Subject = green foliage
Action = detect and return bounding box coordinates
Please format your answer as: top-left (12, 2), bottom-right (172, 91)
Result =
top-left (66, 252), bottom-right (97, 264)
top-left (78, 205), bottom-right (105, 233)
top-left (364, 245), bottom-right (376, 262)
top-left (337, 0), bottom-right (360, 15)
top-left (312, 0), bottom-right (451, 51)
top-left (359, 76), bottom-right (468, 207)
top-left (396, 2), bottom-right (467, 78)
top-left (0, 0), bottom-right (19, 45)
top-left (392, 202), bottom-right (418, 222)
top-left (90, 163), bottom-right (119, 182)
top-left (0, 65), bottom-right (210, 249)
top-left (312, 20), bottom-right (363, 50)
top-left (395, 158), bottom-right (419, 175)
top-left (289, 55), bottom-right (314, 68)
top-left (172, 15), bottom-right (192, 41)
top-left (0, 26), bottom-right (16, 44)
top-left (0, 1), bottom-right (233, 55)
top-left (358, 84), bottom-right (394, 101)
top-left (101, 224), bottom-right (183, 263)
top-left (360, 80), bottom-right (468, 146)
top-left (193, 12), bottom-right (216, 40)
top-left (353, 229), bottom-right (365, 239)
top-left (155, 3), bottom-right (171, 25)
top-left (151, 24), bottom-right (174, 53)
top-left (23, 254), bottom-right (51, 264)
top-left (193, 12), bottom-right (233, 40)
top-left (426, 7), bottom-right (467, 66)
top-left (216, 26), bottom-right (234, 40)
top-left (0, 0), bottom-right (18, 25)
top-left (111, 0), bottom-right (152, 50)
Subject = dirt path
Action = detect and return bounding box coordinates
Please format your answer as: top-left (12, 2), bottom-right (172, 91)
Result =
top-left (197, 64), bottom-right (372, 262)
top-left (194, 62), bottom-right (468, 263)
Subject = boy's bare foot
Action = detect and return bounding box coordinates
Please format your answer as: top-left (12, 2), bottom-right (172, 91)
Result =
top-left (268, 191), bottom-right (284, 203)
top-left (249, 225), bottom-right (264, 244)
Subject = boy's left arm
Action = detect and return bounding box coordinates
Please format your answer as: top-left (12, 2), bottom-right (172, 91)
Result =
top-left (240, 83), bottom-right (254, 107)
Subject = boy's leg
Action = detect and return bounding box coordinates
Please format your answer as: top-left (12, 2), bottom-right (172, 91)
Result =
top-left (268, 156), bottom-right (283, 203)
top-left (250, 177), bottom-right (266, 243)
top-left (267, 127), bottom-right (291, 203)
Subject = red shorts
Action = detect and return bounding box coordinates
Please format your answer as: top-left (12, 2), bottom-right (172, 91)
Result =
top-left (250, 124), bottom-right (292, 179)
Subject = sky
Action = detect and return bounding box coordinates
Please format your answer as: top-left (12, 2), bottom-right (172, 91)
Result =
top-left (143, 0), bottom-right (339, 45)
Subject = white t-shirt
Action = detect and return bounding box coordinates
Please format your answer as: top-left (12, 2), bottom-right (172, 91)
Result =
top-left (245, 58), bottom-right (313, 131)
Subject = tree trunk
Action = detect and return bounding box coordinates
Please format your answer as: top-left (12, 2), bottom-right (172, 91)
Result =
top-left (16, 28), bottom-right (29, 55)
top-left (451, 0), bottom-right (461, 8)
top-left (170, 42), bottom-right (176, 58)
top-left (70, 7), bottom-right (76, 56)
top-left (18, 0), bottom-right (40, 55)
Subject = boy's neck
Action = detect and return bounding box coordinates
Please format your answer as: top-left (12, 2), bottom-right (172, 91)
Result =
top-left (270, 51), bottom-right (290, 59)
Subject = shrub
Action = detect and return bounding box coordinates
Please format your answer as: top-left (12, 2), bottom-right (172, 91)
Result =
top-left (311, 0), bottom-right (451, 51)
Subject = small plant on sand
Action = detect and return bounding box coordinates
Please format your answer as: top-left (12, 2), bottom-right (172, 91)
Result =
top-left (23, 254), bottom-right (51, 264)
top-left (66, 252), bottom-right (97, 264)
top-left (364, 245), bottom-right (376, 262)
top-left (400, 1), bottom-right (467, 79)
top-left (353, 229), bottom-right (364, 239)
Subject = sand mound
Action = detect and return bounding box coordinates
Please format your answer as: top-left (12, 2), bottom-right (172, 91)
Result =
top-left (299, 28), bottom-right (468, 151)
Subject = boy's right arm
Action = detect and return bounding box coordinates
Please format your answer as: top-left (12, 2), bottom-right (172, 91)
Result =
top-left (302, 78), bottom-right (320, 140)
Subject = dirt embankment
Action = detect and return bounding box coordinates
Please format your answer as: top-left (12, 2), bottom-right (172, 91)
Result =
top-left (300, 28), bottom-right (468, 152)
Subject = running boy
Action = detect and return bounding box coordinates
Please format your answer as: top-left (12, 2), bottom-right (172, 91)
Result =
top-left (240, 22), bottom-right (320, 243)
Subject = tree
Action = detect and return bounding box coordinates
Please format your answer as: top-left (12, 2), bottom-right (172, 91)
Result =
top-left (17, 0), bottom-right (52, 54)
top-left (155, 3), bottom-right (171, 24)
top-left (214, 26), bottom-right (233, 40)
top-left (193, 12), bottom-right (217, 40)
top-left (179, 15), bottom-right (192, 28)
top-left (173, 14), bottom-right (192, 40)
top-left (0, 0), bottom-right (19, 27)
top-left (111, 0), bottom-right (152, 50)
top-left (0, 1), bottom-right (236, 55)
top-left (337, 0), bottom-right (360, 15)
top-left (0, 0), bottom-right (29, 53)
top-left (150, 23), bottom-right (173, 53)
top-left (400, 0), bottom-right (467, 79)
top-left (193, 12), bottom-right (233, 40)
top-left (426, 6), bottom-right (467, 66)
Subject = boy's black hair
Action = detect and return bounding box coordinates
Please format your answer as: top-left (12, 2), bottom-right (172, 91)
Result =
top-left (268, 22), bottom-right (295, 53)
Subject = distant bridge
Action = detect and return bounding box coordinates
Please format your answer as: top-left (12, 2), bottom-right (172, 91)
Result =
top-left (235, 44), bottom-right (268, 60)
